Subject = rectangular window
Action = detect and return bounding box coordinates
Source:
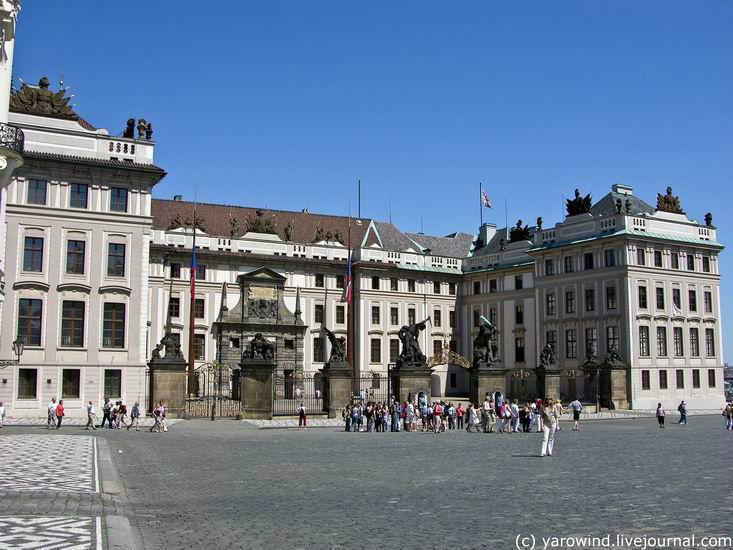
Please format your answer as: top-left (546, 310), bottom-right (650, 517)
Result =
top-left (515, 338), bottom-right (525, 362)
top-left (515, 275), bottom-right (523, 289)
top-left (195, 264), bottom-right (206, 281)
top-left (433, 340), bottom-right (442, 356)
top-left (702, 257), bottom-right (710, 273)
top-left (604, 249), bottom-right (616, 267)
top-left (408, 308), bottom-right (416, 325)
top-left (23, 236), bottom-right (44, 272)
top-left (61, 369), bottom-right (81, 398)
top-left (565, 291), bottom-right (575, 314)
top-left (390, 307), bottom-right (399, 326)
top-left (17, 298), bottom-right (42, 346)
top-left (370, 338), bottom-right (381, 363)
top-left (171, 263), bottom-right (181, 278)
top-left (656, 327), bottom-right (667, 356)
top-left (637, 248), bottom-right (645, 266)
top-left (638, 286), bottom-right (647, 309)
top-left (654, 250), bottom-right (663, 267)
top-left (110, 187), bottom-right (128, 212)
top-left (449, 282), bottom-right (456, 295)
top-left (639, 326), bottom-right (650, 357)
top-left (371, 276), bottom-right (380, 290)
top-left (408, 279), bottom-right (416, 292)
top-left (194, 334), bottom-right (206, 360)
top-left (107, 243), bottom-right (126, 277)
top-left (545, 260), bottom-right (555, 276)
top-left (61, 300), bottom-right (85, 347)
top-left (17, 368), bottom-right (38, 399)
top-left (315, 304), bottom-right (324, 324)
top-left (546, 330), bottom-right (557, 348)
top-left (606, 286), bottom-right (617, 310)
top-left (489, 307), bottom-right (497, 326)
top-left (515, 305), bottom-right (524, 325)
top-left (449, 310), bottom-right (455, 328)
top-left (704, 291), bottom-right (712, 313)
top-left (686, 254), bottom-right (695, 271)
top-left (389, 339), bottom-right (400, 362)
top-left (564, 256), bottom-right (574, 273)
top-left (433, 281), bottom-right (441, 294)
top-left (565, 329), bottom-right (577, 359)
top-left (66, 240), bottom-right (85, 275)
top-left (546, 293), bottom-right (556, 315)
top-left (169, 297), bottom-right (180, 318)
top-left (104, 369), bottom-right (122, 398)
top-left (313, 336), bottom-right (324, 363)
top-left (585, 327), bottom-right (597, 358)
top-left (390, 278), bottom-right (398, 291)
top-left (434, 309), bottom-right (442, 327)
top-left (671, 252), bottom-right (679, 269)
top-left (676, 369), bottom-right (684, 389)
top-left (673, 327), bottom-right (683, 357)
top-left (672, 288), bottom-right (681, 310)
top-left (659, 370), bottom-right (668, 390)
top-left (606, 326), bottom-right (619, 351)
top-left (585, 288), bottom-right (595, 312)
top-left (655, 287), bottom-right (665, 310)
top-left (692, 369), bottom-right (700, 389)
top-left (70, 183), bottom-right (89, 209)
top-left (473, 281), bottom-right (481, 295)
top-left (705, 328), bottom-right (715, 357)
top-left (708, 369), bottom-right (716, 388)
top-left (690, 328), bottom-right (699, 357)
top-left (102, 303), bottom-right (125, 348)
top-left (336, 305), bottom-right (345, 324)
top-left (27, 179), bottom-right (48, 205)
top-left (315, 274), bottom-right (324, 288)
top-left (473, 309), bottom-right (480, 327)
top-left (584, 253), bottom-right (594, 270)
top-left (489, 279), bottom-right (497, 293)
top-left (284, 339), bottom-right (294, 350)
top-left (371, 305), bottom-right (380, 324)
top-left (336, 275), bottom-right (345, 289)
top-left (641, 370), bottom-right (650, 390)
top-left (194, 299), bottom-right (205, 319)
top-left (688, 290), bottom-right (697, 311)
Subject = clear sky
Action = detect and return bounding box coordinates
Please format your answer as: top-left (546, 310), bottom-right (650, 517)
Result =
top-left (13, 1), bottom-right (732, 361)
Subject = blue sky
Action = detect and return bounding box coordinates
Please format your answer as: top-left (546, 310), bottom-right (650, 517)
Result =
top-left (14, 1), bottom-right (732, 360)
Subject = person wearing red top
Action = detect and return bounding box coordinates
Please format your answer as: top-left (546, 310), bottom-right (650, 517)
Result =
top-left (456, 404), bottom-right (465, 430)
top-left (55, 400), bottom-right (65, 429)
top-left (432, 402), bottom-right (443, 433)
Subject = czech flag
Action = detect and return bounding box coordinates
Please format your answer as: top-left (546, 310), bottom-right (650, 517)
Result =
top-left (342, 251), bottom-right (352, 304)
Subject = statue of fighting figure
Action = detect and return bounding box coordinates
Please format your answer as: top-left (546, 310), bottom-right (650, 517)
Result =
top-left (242, 333), bottom-right (274, 360)
top-left (323, 327), bottom-right (346, 364)
top-left (397, 317), bottom-right (431, 367)
top-left (473, 315), bottom-right (499, 367)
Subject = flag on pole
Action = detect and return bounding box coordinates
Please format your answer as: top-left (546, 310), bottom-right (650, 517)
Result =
top-left (481, 189), bottom-right (492, 208)
top-left (342, 251), bottom-right (353, 304)
top-left (190, 213), bottom-right (197, 300)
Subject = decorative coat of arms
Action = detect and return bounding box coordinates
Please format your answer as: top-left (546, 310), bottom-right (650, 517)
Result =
top-left (247, 286), bottom-right (277, 319)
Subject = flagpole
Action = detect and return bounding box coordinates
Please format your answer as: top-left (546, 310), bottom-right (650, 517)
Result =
top-left (188, 192), bottom-right (197, 397)
top-left (504, 196), bottom-right (509, 240)
top-left (479, 182), bottom-right (483, 227)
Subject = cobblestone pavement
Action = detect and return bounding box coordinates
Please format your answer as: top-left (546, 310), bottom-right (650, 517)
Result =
top-left (3, 416), bottom-right (731, 550)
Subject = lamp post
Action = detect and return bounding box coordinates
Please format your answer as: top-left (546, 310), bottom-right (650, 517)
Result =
top-left (0, 339), bottom-right (24, 368)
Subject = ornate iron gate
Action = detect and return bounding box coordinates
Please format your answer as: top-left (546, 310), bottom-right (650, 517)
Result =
top-left (272, 373), bottom-right (325, 415)
top-left (356, 374), bottom-right (390, 404)
top-left (185, 362), bottom-right (242, 417)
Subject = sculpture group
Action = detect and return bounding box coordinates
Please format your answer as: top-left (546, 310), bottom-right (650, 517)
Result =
top-left (472, 316), bottom-right (499, 367)
top-left (396, 317), bottom-right (431, 367)
top-left (242, 333), bottom-right (274, 360)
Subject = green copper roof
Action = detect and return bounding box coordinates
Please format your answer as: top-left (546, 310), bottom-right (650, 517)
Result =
top-left (528, 228), bottom-right (723, 252)
top-left (396, 263), bottom-right (461, 274)
top-left (463, 260), bottom-right (534, 274)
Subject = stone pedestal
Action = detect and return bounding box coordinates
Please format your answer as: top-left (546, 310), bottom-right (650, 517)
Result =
top-left (600, 363), bottom-right (629, 410)
top-left (240, 359), bottom-right (277, 419)
top-left (148, 358), bottom-right (187, 417)
top-left (469, 364), bottom-right (508, 406)
top-left (535, 366), bottom-right (562, 401)
top-left (321, 362), bottom-right (353, 418)
top-left (390, 364), bottom-right (433, 404)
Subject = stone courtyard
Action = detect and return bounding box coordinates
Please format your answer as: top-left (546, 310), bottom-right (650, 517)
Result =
top-left (1, 416), bottom-right (730, 549)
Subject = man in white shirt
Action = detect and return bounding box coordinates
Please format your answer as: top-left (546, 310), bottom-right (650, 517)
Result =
top-left (0, 401), bottom-right (5, 428)
top-left (47, 398), bottom-right (57, 429)
top-left (570, 398), bottom-right (583, 431)
top-left (481, 396), bottom-right (493, 433)
top-left (85, 401), bottom-right (98, 430)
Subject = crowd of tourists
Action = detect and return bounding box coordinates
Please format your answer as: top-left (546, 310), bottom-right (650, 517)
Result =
top-left (41, 397), bottom-right (168, 433)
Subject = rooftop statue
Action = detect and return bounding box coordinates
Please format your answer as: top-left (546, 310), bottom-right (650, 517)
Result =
top-left (656, 186), bottom-right (684, 214)
top-left (508, 219), bottom-right (531, 243)
top-left (284, 222), bottom-right (293, 241)
top-left (566, 188), bottom-right (592, 216)
top-left (705, 212), bottom-right (713, 227)
top-left (246, 209), bottom-right (277, 234)
top-left (123, 118), bottom-right (135, 138)
top-left (10, 76), bottom-right (75, 117)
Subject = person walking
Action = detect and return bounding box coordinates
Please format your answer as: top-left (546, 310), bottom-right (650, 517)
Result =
top-left (677, 400), bottom-right (688, 425)
top-left (55, 400), bottom-right (65, 429)
top-left (456, 403), bottom-right (465, 430)
top-left (47, 397), bottom-right (57, 429)
top-left (539, 398), bottom-right (557, 457)
top-left (535, 398), bottom-right (544, 432)
top-left (0, 401), bottom-right (5, 428)
top-left (466, 403), bottom-right (480, 432)
top-left (85, 401), bottom-right (98, 430)
top-left (724, 403), bottom-right (733, 430)
top-left (511, 400), bottom-right (520, 433)
top-left (432, 401), bottom-right (443, 433)
top-left (298, 402), bottom-right (307, 430)
top-left (656, 402), bottom-right (666, 429)
top-left (150, 403), bottom-right (162, 433)
top-left (570, 398), bottom-right (582, 431)
top-left (127, 402), bottom-right (141, 431)
top-left (553, 400), bottom-right (565, 431)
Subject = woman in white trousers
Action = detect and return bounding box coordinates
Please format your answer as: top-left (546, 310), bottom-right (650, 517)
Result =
top-left (540, 398), bottom-right (557, 457)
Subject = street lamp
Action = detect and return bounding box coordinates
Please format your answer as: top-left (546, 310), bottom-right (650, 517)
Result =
top-left (1, 338), bottom-right (24, 368)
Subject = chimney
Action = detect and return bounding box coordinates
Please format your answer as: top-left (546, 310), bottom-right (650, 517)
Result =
top-left (611, 184), bottom-right (633, 196)
top-left (173, 194), bottom-right (183, 201)
top-left (479, 223), bottom-right (496, 246)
